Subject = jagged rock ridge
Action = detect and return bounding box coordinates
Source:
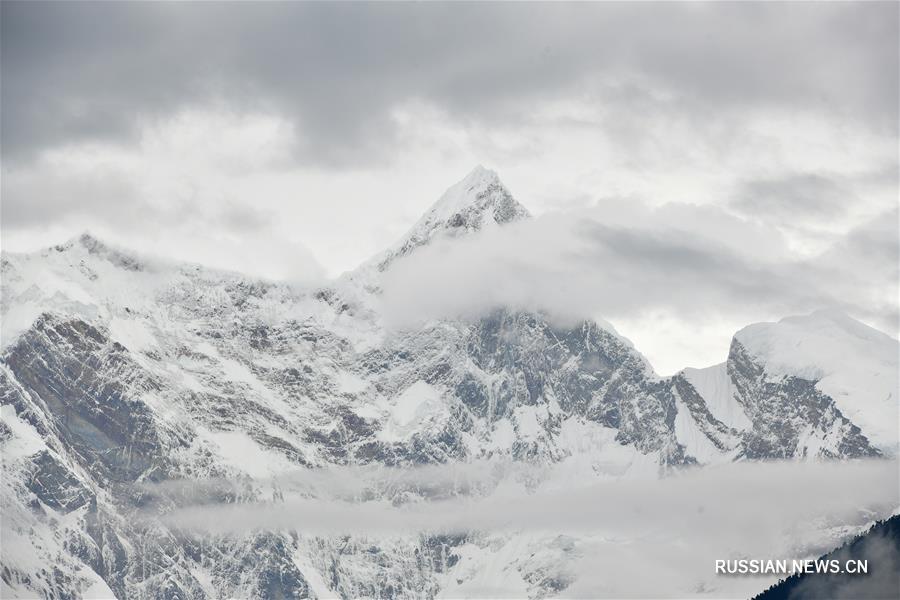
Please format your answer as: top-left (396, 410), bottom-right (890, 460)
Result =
top-left (1, 167), bottom-right (897, 598)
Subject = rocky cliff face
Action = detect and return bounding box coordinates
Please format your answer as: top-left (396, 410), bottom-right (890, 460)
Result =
top-left (1, 168), bottom-right (896, 598)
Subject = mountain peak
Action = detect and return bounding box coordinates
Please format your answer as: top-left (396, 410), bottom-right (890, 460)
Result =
top-left (52, 231), bottom-right (145, 272)
top-left (76, 232), bottom-right (107, 253)
top-left (50, 231), bottom-right (106, 253)
top-left (426, 165), bottom-right (511, 221)
top-left (732, 309), bottom-right (898, 452)
top-left (373, 166), bottom-right (530, 271)
top-left (460, 163), bottom-right (499, 185)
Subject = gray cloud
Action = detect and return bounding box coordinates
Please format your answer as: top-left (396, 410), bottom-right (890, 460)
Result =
top-left (814, 209), bottom-right (900, 328)
top-left (730, 166), bottom-right (899, 228)
top-left (0, 164), bottom-right (273, 234)
top-left (731, 173), bottom-right (855, 223)
top-left (0, 167), bottom-right (142, 229)
top-left (154, 459), bottom-right (897, 597)
top-left (379, 203), bottom-right (898, 335)
top-left (1, 2), bottom-right (896, 369)
top-left (157, 458), bottom-right (897, 539)
top-left (2, 2), bottom-right (897, 166)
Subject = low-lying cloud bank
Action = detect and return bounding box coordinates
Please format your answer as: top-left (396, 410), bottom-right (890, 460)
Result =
top-left (378, 204), bottom-right (898, 337)
top-left (158, 459), bottom-right (897, 539)
top-left (150, 459), bottom-right (898, 597)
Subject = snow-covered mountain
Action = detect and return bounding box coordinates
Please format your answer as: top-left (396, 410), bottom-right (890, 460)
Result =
top-left (371, 165), bottom-right (530, 272)
top-left (1, 167), bottom-right (897, 599)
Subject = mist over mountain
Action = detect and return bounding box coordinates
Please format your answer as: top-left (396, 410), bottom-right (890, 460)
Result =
top-left (1, 168), bottom-right (898, 599)
top-left (754, 515), bottom-right (900, 600)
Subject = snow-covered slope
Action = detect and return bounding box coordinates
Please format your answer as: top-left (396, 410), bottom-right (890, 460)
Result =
top-left (734, 310), bottom-right (898, 453)
top-left (681, 363), bottom-right (752, 431)
top-left (674, 309), bottom-right (897, 461)
top-left (371, 165), bottom-right (530, 272)
top-left (1, 167), bottom-right (897, 599)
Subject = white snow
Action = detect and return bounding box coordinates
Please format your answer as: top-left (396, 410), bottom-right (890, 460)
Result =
top-left (365, 165), bottom-right (527, 271)
top-left (736, 310), bottom-right (899, 452)
top-left (1, 403), bottom-right (48, 457)
top-left (2, 198), bottom-right (899, 600)
top-left (108, 316), bottom-right (158, 353)
top-left (487, 419), bottom-right (516, 452)
top-left (437, 535), bottom-right (532, 599)
top-left (196, 340), bottom-right (276, 397)
top-left (377, 381), bottom-right (449, 442)
top-left (80, 571), bottom-right (117, 599)
top-left (793, 423), bottom-right (847, 459)
top-left (672, 389), bottom-right (724, 464)
top-left (551, 418), bottom-right (660, 481)
top-left (291, 546), bottom-right (336, 599)
top-left (391, 382), bottom-right (436, 427)
top-left (512, 405), bottom-right (545, 441)
top-left (419, 165), bottom-right (502, 223)
top-left (1, 303), bottom-right (45, 349)
top-left (353, 402), bottom-right (383, 420)
top-left (335, 370), bottom-right (368, 394)
top-left (218, 356), bottom-right (267, 392)
top-left (681, 362), bottom-right (752, 430)
top-left (196, 427), bottom-right (295, 478)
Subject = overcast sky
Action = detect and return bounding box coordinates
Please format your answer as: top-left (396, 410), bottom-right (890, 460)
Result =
top-left (2, 2), bottom-right (897, 373)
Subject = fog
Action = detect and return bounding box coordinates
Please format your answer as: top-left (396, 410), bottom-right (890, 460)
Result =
top-left (378, 205), bottom-right (898, 342)
top-left (157, 458), bottom-right (895, 542)
top-left (152, 459), bottom-right (897, 597)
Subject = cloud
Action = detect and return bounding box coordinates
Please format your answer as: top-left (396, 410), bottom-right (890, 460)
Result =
top-left (1, 2), bottom-right (896, 371)
top-left (152, 459), bottom-right (898, 597)
top-left (2, 2), bottom-right (896, 165)
top-left (377, 201), bottom-right (897, 339)
top-left (731, 173), bottom-right (855, 224)
top-left (729, 167), bottom-right (898, 237)
top-left (141, 459), bottom-right (528, 507)
top-left (0, 109), bottom-right (326, 284)
top-left (157, 459), bottom-right (899, 536)
top-left (1, 166), bottom-right (144, 229)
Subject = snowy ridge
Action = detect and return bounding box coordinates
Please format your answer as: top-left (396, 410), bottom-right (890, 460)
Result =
top-left (734, 310), bottom-right (899, 452)
top-left (1, 167), bottom-right (898, 599)
top-left (371, 165), bottom-right (530, 271)
top-left (681, 363), bottom-right (752, 431)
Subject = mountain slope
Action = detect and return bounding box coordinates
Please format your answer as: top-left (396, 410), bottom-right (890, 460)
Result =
top-left (372, 165), bottom-right (530, 272)
top-left (734, 310), bottom-right (898, 453)
top-left (675, 310), bottom-right (898, 459)
top-left (753, 514), bottom-right (900, 600)
top-left (1, 168), bottom-right (897, 599)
